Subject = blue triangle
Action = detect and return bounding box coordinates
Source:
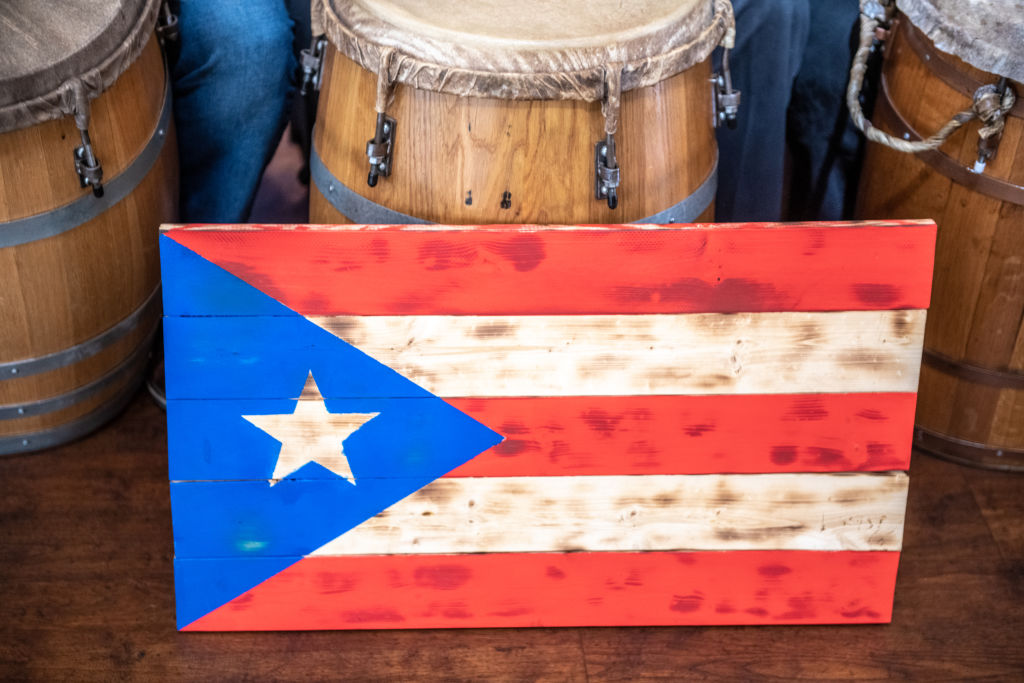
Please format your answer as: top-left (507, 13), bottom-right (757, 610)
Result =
top-left (163, 238), bottom-right (503, 628)
top-left (160, 234), bottom-right (298, 317)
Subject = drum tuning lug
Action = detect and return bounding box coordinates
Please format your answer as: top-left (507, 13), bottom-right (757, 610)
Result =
top-left (862, 0), bottom-right (895, 52)
top-left (156, 2), bottom-right (179, 44)
top-left (594, 134), bottom-right (620, 210)
top-left (366, 113), bottom-right (396, 187)
top-left (300, 36), bottom-right (327, 96)
top-left (73, 129), bottom-right (104, 198)
top-left (712, 49), bottom-right (741, 129)
top-left (970, 80), bottom-right (1009, 174)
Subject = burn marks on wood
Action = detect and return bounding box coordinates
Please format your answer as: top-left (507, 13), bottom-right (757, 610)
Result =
top-left (486, 234), bottom-right (546, 272)
top-left (413, 564), bottom-right (471, 590)
top-left (770, 446), bottom-right (799, 466)
top-left (314, 473), bottom-right (908, 556)
top-left (310, 310), bottom-right (925, 398)
top-left (670, 594), bottom-right (704, 613)
top-left (852, 283), bottom-right (902, 307)
top-left (417, 239), bottom-right (478, 271)
top-left (608, 278), bottom-right (786, 312)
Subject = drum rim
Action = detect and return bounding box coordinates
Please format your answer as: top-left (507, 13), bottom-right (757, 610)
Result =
top-left (895, 0), bottom-right (1024, 83)
top-left (0, 0), bottom-right (161, 134)
top-left (317, 0), bottom-right (734, 102)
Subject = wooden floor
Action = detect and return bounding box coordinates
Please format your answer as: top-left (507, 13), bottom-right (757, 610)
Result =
top-left (3, 136), bottom-right (1023, 681)
top-left (1, 391), bottom-right (1022, 681)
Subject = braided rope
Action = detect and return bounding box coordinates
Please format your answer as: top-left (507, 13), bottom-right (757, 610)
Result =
top-left (846, 0), bottom-right (1016, 154)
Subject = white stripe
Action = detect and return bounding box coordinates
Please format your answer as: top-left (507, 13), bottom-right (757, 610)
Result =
top-left (312, 473), bottom-right (908, 556)
top-left (310, 310), bottom-right (925, 397)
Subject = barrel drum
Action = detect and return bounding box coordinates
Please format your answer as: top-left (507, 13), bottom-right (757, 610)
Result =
top-left (0, 0), bottom-right (178, 454)
top-left (309, 0), bottom-right (735, 226)
top-left (855, 0), bottom-right (1024, 470)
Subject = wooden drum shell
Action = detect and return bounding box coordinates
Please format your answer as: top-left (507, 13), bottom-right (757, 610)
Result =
top-left (311, 47), bottom-right (716, 225)
top-left (855, 17), bottom-right (1024, 469)
top-left (0, 36), bottom-right (177, 453)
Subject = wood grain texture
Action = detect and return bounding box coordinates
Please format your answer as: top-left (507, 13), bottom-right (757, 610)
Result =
top-left (163, 310), bottom-right (925, 399)
top-left (306, 473), bottom-right (907, 555)
top-left (0, 35), bottom-right (177, 441)
top-left (310, 48), bottom-right (716, 224)
top-left (161, 221), bottom-right (937, 315)
top-left (180, 551), bottom-right (901, 630)
top-left (2, 394), bottom-right (1023, 680)
top-left (443, 393), bottom-right (917, 474)
top-left (856, 17), bottom-right (1024, 452)
top-left (310, 310), bottom-right (925, 397)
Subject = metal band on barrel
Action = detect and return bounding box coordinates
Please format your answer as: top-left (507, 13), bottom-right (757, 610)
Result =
top-left (312, 143), bottom-right (718, 225)
top-left (914, 426), bottom-right (1024, 473)
top-left (311, 144), bottom-right (429, 224)
top-left (0, 322), bottom-right (156, 423)
top-left (875, 76), bottom-right (1024, 206)
top-left (0, 75), bottom-right (173, 248)
top-left (923, 348), bottom-right (1024, 390)
top-left (0, 285), bottom-right (161, 380)
top-left (0, 359), bottom-right (148, 456)
top-left (637, 151), bottom-right (718, 224)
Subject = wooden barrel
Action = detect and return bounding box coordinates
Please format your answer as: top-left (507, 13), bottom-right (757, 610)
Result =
top-left (309, 0), bottom-right (732, 225)
top-left (855, 12), bottom-right (1024, 470)
top-left (0, 1), bottom-right (178, 455)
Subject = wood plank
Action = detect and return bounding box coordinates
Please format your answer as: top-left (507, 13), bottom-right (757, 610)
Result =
top-left (164, 310), bottom-right (926, 399)
top-left (447, 393), bottom-right (916, 474)
top-left (170, 473), bottom-right (907, 559)
top-left (167, 393), bottom-right (916, 480)
top-left (178, 550), bottom-right (901, 630)
top-left (296, 472), bottom-right (907, 556)
top-left (310, 310), bottom-right (926, 397)
top-left (161, 221), bottom-right (937, 315)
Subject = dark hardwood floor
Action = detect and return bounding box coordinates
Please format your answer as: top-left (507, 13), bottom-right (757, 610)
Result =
top-left (1, 391), bottom-right (1022, 681)
top-left (3, 134), bottom-right (1022, 681)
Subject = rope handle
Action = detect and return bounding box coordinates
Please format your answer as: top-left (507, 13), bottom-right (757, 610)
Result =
top-left (846, 0), bottom-right (1016, 156)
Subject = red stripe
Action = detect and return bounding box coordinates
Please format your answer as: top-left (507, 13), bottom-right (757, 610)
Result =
top-left (182, 551), bottom-right (899, 630)
top-left (164, 222), bottom-right (936, 315)
top-left (445, 393), bottom-right (915, 475)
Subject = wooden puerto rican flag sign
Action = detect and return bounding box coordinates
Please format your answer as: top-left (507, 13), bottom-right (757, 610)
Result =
top-left (161, 220), bottom-right (935, 631)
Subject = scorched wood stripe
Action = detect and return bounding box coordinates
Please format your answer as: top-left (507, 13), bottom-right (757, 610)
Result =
top-left (170, 472), bottom-right (908, 558)
top-left (177, 550), bottom-right (901, 630)
top-left (160, 222), bottom-right (936, 315)
top-left (164, 310), bottom-right (925, 399)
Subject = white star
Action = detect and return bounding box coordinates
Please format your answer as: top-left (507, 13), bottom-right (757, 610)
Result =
top-left (242, 372), bottom-right (378, 485)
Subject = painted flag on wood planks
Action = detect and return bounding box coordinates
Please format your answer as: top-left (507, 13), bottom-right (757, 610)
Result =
top-left (161, 221), bottom-right (935, 631)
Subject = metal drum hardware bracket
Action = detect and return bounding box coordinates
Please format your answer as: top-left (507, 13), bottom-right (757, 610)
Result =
top-left (366, 113), bottom-right (396, 187)
top-left (712, 48), bottom-right (741, 129)
top-left (300, 36), bottom-right (327, 96)
top-left (74, 128), bottom-right (104, 198)
top-left (594, 134), bottom-right (620, 209)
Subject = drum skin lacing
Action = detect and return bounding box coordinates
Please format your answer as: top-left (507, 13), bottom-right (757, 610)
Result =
top-left (846, 0), bottom-right (1017, 161)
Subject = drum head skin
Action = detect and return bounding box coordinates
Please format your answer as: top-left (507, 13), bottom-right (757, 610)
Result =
top-left (0, 0), bottom-right (160, 132)
top-left (898, 0), bottom-right (1024, 82)
top-left (317, 0), bottom-right (735, 101)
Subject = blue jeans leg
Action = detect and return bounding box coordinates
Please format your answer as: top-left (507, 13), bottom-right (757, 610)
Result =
top-left (169, 0), bottom-right (297, 222)
top-left (714, 0), bottom-right (810, 221)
